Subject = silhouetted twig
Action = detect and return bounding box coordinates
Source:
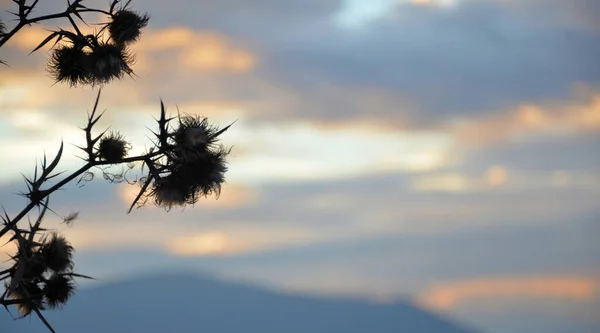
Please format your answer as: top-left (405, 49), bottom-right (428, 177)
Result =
top-left (0, 1), bottom-right (234, 331)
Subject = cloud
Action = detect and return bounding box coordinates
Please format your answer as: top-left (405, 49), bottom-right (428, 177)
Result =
top-left (450, 88), bottom-right (600, 145)
top-left (481, 0), bottom-right (600, 32)
top-left (247, 0), bottom-right (600, 124)
top-left (412, 167), bottom-right (600, 193)
top-left (4, 0), bottom-right (599, 129)
top-left (3, 164), bottom-right (594, 260)
top-left (224, 121), bottom-right (455, 183)
top-left (1, 170), bottom-right (600, 305)
top-left (164, 227), bottom-right (327, 257)
top-left (0, 24), bottom-right (258, 110)
top-left (417, 275), bottom-right (599, 310)
top-left (3, 4), bottom-right (600, 330)
top-left (118, 182), bottom-right (258, 209)
top-left (0, 110), bottom-right (457, 185)
top-left (410, 164), bottom-right (510, 192)
top-left (485, 165), bottom-right (508, 186)
top-left (133, 27), bottom-right (256, 74)
top-left (166, 231), bottom-right (232, 256)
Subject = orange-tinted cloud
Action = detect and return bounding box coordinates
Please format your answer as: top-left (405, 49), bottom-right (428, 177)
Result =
top-left (1, 25), bottom-right (256, 108)
top-left (134, 27), bottom-right (256, 74)
top-left (412, 173), bottom-right (470, 192)
top-left (0, 241), bottom-right (17, 264)
top-left (6, 16), bottom-right (105, 52)
top-left (167, 231), bottom-right (232, 256)
top-left (7, 25), bottom-right (51, 51)
top-left (5, 21), bottom-right (256, 75)
top-left (412, 165), bottom-right (511, 192)
top-left (164, 226), bottom-right (329, 257)
top-left (418, 275), bottom-right (599, 310)
top-left (117, 182), bottom-right (258, 210)
top-left (452, 89), bottom-right (600, 145)
top-left (485, 165), bottom-right (508, 186)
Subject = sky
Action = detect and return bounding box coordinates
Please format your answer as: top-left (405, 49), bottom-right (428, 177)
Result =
top-left (1, 0), bottom-right (599, 332)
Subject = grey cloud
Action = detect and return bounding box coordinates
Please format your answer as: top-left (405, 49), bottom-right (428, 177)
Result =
top-left (457, 134), bottom-right (600, 174)
top-left (3, 164), bottom-right (598, 235)
top-left (141, 0), bottom-right (341, 36)
top-left (258, 2), bottom-right (600, 123)
top-left (492, 0), bottom-right (600, 32)
top-left (136, 0), bottom-right (600, 124)
top-left (69, 216), bottom-right (600, 296)
top-left (3, 0), bottom-right (599, 126)
top-left (2, 165), bottom-right (599, 296)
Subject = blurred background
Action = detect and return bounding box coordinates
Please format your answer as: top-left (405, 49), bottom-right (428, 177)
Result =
top-left (1, 0), bottom-right (599, 332)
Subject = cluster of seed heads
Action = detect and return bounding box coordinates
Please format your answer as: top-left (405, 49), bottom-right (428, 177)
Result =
top-left (1, 1), bottom-right (235, 331)
top-left (147, 115), bottom-right (231, 209)
top-left (76, 93), bottom-right (232, 212)
top-left (4, 232), bottom-right (77, 317)
top-left (46, 7), bottom-right (149, 86)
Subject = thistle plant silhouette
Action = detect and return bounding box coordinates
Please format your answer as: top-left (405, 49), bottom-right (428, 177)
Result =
top-left (0, 1), bottom-right (233, 331)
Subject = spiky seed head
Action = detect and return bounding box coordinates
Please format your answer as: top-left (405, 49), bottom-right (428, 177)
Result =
top-left (43, 273), bottom-right (76, 309)
top-left (150, 146), bottom-right (229, 210)
top-left (5, 280), bottom-right (45, 316)
top-left (12, 239), bottom-right (47, 278)
top-left (173, 116), bottom-right (220, 151)
top-left (23, 251), bottom-right (48, 279)
top-left (41, 232), bottom-right (74, 273)
top-left (184, 127), bottom-right (210, 148)
top-left (183, 146), bottom-right (229, 197)
top-left (145, 115), bottom-right (231, 209)
top-left (97, 132), bottom-right (130, 162)
top-left (89, 42), bottom-right (133, 85)
top-left (151, 176), bottom-right (188, 209)
top-left (47, 45), bottom-right (92, 87)
top-left (108, 10), bottom-right (149, 46)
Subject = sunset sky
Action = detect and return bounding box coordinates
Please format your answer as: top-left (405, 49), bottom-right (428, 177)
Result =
top-left (1, 0), bottom-right (599, 332)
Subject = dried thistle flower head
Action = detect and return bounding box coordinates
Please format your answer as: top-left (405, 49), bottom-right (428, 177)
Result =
top-left (184, 127), bottom-right (210, 148)
top-left (4, 280), bottom-right (45, 316)
top-left (47, 44), bottom-right (92, 87)
top-left (182, 146), bottom-right (229, 197)
top-left (11, 239), bottom-right (47, 279)
top-left (146, 115), bottom-right (231, 210)
top-left (150, 146), bottom-right (229, 210)
top-left (89, 42), bottom-right (134, 85)
top-left (40, 232), bottom-right (74, 273)
top-left (151, 176), bottom-right (188, 209)
top-left (108, 10), bottom-right (150, 45)
top-left (43, 273), bottom-right (75, 309)
top-left (173, 116), bottom-right (221, 151)
top-left (23, 251), bottom-right (48, 279)
top-left (97, 132), bottom-right (130, 162)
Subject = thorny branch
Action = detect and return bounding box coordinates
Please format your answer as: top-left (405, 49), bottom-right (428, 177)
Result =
top-left (0, 0), bottom-right (112, 49)
top-left (0, 1), bottom-right (234, 331)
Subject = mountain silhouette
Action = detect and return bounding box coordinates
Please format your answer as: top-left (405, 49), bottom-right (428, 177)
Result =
top-left (1, 272), bottom-right (477, 333)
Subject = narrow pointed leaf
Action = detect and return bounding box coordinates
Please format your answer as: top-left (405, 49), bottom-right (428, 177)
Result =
top-left (44, 141), bottom-right (64, 175)
top-left (210, 120), bottom-right (237, 140)
top-left (73, 10), bottom-right (86, 24)
top-left (34, 308), bottom-right (56, 333)
top-left (127, 174), bottom-right (153, 213)
top-left (45, 171), bottom-right (66, 181)
top-left (29, 31), bottom-right (59, 54)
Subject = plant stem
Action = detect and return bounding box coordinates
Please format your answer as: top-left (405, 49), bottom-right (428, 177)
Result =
top-left (0, 7), bottom-right (111, 49)
top-left (0, 150), bottom-right (163, 239)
